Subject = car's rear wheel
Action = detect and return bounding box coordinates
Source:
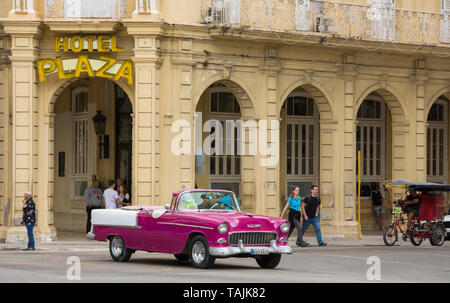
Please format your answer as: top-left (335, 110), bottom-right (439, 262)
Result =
top-left (430, 223), bottom-right (446, 246)
top-left (189, 235), bottom-right (215, 269)
top-left (255, 254), bottom-right (281, 269)
top-left (174, 253), bottom-right (190, 264)
top-left (109, 235), bottom-right (133, 262)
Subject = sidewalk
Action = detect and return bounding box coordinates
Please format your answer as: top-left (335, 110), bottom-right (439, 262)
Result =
top-left (0, 230), bottom-right (388, 252)
top-left (0, 231), bottom-right (108, 252)
top-left (298, 229), bottom-right (386, 247)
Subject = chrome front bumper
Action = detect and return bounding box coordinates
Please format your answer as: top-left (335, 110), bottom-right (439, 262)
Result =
top-left (209, 240), bottom-right (292, 257)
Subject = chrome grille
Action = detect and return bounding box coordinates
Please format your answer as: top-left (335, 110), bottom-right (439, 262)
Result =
top-left (228, 232), bottom-right (277, 246)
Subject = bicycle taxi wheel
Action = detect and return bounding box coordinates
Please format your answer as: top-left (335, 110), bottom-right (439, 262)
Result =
top-left (410, 233), bottom-right (423, 246)
top-left (430, 222), bottom-right (446, 246)
top-left (383, 224), bottom-right (398, 246)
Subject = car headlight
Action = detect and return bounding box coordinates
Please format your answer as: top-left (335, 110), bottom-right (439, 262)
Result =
top-left (280, 222), bottom-right (290, 234)
top-left (218, 222), bottom-right (229, 234)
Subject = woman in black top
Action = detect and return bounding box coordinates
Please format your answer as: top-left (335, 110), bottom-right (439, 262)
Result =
top-left (371, 184), bottom-right (384, 231)
top-left (21, 192), bottom-right (36, 251)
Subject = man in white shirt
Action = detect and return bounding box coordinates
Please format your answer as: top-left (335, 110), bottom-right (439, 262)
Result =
top-left (103, 180), bottom-right (121, 209)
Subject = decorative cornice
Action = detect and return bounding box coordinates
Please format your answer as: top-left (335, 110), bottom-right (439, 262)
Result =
top-left (131, 57), bottom-right (164, 68)
top-left (170, 58), bottom-right (196, 68)
top-left (44, 20), bottom-right (122, 34)
top-left (0, 20), bottom-right (42, 35)
top-left (122, 21), bottom-right (166, 36)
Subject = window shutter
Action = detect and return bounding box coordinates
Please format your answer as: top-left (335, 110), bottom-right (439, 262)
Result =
top-left (224, 0), bottom-right (240, 25)
top-left (443, 0), bottom-right (450, 11)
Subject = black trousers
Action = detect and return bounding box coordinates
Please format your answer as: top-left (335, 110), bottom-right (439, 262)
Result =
top-left (288, 209), bottom-right (304, 243)
top-left (86, 206), bottom-right (100, 233)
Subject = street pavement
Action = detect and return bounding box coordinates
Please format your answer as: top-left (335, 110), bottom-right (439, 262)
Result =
top-left (0, 231), bottom-right (449, 283)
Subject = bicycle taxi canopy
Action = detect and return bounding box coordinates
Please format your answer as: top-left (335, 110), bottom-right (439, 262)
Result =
top-left (384, 180), bottom-right (450, 191)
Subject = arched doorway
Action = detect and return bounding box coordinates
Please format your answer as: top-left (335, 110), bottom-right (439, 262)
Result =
top-left (356, 90), bottom-right (403, 230)
top-left (195, 82), bottom-right (242, 198)
top-left (52, 78), bottom-right (133, 233)
top-left (280, 87), bottom-right (320, 201)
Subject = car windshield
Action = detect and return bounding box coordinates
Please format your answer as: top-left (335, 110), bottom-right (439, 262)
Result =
top-left (177, 190), bottom-right (240, 212)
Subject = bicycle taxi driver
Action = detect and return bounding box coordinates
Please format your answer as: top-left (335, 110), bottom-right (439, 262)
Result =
top-left (402, 188), bottom-right (421, 236)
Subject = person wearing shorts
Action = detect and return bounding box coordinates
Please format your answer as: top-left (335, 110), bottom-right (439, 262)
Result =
top-left (403, 188), bottom-right (421, 236)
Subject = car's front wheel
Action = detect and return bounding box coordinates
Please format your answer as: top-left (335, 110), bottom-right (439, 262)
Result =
top-left (109, 235), bottom-right (133, 262)
top-left (255, 254), bottom-right (281, 269)
top-left (189, 235), bottom-right (215, 269)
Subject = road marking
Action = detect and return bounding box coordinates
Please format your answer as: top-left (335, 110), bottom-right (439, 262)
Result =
top-left (298, 252), bottom-right (450, 270)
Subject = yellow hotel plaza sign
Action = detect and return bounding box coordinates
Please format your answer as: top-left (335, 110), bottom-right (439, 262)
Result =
top-left (37, 35), bottom-right (133, 85)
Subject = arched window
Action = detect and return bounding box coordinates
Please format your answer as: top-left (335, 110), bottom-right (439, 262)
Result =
top-left (208, 86), bottom-right (241, 197)
top-left (283, 90), bottom-right (319, 198)
top-left (427, 98), bottom-right (448, 183)
top-left (356, 95), bottom-right (385, 197)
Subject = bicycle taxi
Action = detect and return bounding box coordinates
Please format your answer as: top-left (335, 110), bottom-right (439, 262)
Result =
top-left (383, 180), bottom-right (449, 246)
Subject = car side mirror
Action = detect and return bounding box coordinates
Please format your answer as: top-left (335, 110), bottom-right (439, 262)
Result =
top-left (165, 204), bottom-right (170, 210)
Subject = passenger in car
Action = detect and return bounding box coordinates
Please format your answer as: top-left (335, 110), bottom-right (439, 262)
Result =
top-left (198, 194), bottom-right (213, 209)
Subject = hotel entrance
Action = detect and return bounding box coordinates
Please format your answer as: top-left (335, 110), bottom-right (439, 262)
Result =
top-left (52, 78), bottom-right (133, 232)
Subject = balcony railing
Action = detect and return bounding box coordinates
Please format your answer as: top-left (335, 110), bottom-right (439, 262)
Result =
top-left (201, 0), bottom-right (450, 45)
top-left (44, 0), bottom-right (129, 19)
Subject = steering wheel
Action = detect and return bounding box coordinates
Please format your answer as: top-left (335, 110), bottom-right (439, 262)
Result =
top-left (211, 203), bottom-right (224, 210)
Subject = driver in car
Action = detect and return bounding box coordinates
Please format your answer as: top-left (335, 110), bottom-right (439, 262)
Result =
top-left (198, 194), bottom-right (213, 209)
top-left (402, 188), bottom-right (421, 236)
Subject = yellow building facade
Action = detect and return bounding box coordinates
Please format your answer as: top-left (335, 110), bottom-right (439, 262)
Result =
top-left (0, 0), bottom-right (449, 242)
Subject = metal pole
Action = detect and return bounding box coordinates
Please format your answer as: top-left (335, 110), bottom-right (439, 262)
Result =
top-left (358, 150), bottom-right (361, 240)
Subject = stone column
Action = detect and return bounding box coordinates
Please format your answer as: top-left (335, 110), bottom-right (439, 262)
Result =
top-left (319, 119), bottom-right (340, 231)
top-left (322, 70), bottom-right (358, 238)
top-left (253, 69), bottom-right (280, 218)
top-left (0, 35), bottom-right (11, 239)
top-left (125, 23), bottom-right (162, 205)
top-left (169, 38), bottom-right (196, 190)
top-left (36, 113), bottom-right (57, 241)
top-left (2, 21), bottom-right (41, 243)
top-left (391, 122), bottom-right (409, 180)
top-left (415, 80), bottom-right (427, 182)
top-left (342, 77), bottom-right (358, 235)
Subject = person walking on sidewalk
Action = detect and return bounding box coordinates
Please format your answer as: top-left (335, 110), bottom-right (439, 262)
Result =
top-left (21, 192), bottom-right (36, 251)
top-left (280, 186), bottom-right (309, 247)
top-left (301, 185), bottom-right (327, 247)
top-left (84, 179), bottom-right (103, 233)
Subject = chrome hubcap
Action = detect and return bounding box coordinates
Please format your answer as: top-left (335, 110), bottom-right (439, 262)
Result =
top-left (192, 241), bottom-right (206, 264)
top-left (111, 237), bottom-right (123, 256)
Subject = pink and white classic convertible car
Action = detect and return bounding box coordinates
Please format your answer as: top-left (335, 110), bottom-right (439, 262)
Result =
top-left (88, 189), bottom-right (292, 269)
